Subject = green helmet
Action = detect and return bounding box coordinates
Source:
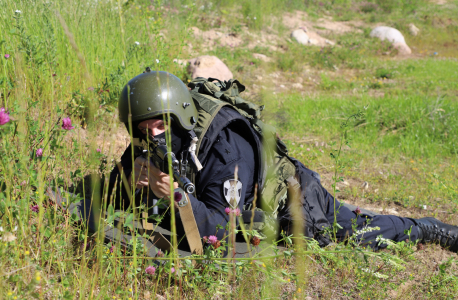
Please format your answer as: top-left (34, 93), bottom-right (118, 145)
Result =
top-left (118, 70), bottom-right (197, 131)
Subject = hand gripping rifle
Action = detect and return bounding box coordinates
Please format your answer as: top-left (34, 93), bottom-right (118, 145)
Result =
top-left (140, 137), bottom-right (196, 195)
top-left (135, 134), bottom-right (204, 256)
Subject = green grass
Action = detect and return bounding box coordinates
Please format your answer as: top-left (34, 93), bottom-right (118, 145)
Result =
top-left (2, 0), bottom-right (458, 299)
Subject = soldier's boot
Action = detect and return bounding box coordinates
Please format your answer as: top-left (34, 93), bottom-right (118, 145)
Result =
top-left (413, 217), bottom-right (458, 252)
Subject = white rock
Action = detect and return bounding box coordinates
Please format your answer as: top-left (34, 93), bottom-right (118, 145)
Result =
top-left (188, 56), bottom-right (233, 81)
top-left (292, 83), bottom-right (303, 89)
top-left (409, 23), bottom-right (420, 36)
top-left (393, 42), bottom-right (412, 55)
top-left (370, 26), bottom-right (406, 44)
top-left (291, 29), bottom-right (310, 45)
top-left (370, 26), bottom-right (411, 55)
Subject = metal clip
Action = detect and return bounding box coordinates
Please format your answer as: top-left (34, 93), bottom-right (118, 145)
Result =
top-left (178, 197), bottom-right (189, 207)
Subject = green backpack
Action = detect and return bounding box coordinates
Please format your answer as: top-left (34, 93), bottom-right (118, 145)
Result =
top-left (187, 77), bottom-right (298, 220)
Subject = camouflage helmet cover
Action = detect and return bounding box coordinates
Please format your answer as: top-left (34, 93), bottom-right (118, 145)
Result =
top-left (118, 71), bottom-right (197, 131)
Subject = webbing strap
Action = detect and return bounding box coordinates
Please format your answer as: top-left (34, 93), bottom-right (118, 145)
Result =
top-left (142, 212), bottom-right (173, 251)
top-left (177, 193), bottom-right (203, 255)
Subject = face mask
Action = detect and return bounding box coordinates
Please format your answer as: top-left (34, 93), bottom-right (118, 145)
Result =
top-left (170, 122), bottom-right (184, 155)
top-left (147, 123), bottom-right (184, 155)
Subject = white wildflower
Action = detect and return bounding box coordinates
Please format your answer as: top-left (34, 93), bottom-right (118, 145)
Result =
top-left (0, 226), bottom-right (3, 232)
top-left (156, 59), bottom-right (160, 64)
top-left (1, 232), bottom-right (17, 242)
top-left (360, 268), bottom-right (388, 279)
top-left (199, 5), bottom-right (204, 10)
top-left (254, 16), bottom-right (257, 20)
top-left (376, 235), bottom-right (396, 247)
top-left (15, 10), bottom-right (22, 14)
top-left (354, 226), bottom-right (380, 237)
top-left (134, 41), bottom-right (140, 45)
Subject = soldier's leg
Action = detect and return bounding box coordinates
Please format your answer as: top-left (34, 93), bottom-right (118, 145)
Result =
top-left (325, 196), bottom-right (420, 250)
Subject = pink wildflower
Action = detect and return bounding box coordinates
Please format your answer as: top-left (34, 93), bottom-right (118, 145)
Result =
top-left (31, 205), bottom-right (39, 213)
top-left (232, 207), bottom-right (241, 217)
top-left (225, 207), bottom-right (232, 215)
top-left (36, 148), bottom-right (43, 157)
top-left (207, 235), bottom-right (218, 245)
top-left (4, 54), bottom-right (10, 59)
top-left (0, 108), bottom-right (10, 125)
top-left (202, 236), bottom-right (208, 243)
top-left (354, 206), bottom-right (361, 215)
top-left (62, 117), bottom-right (74, 130)
top-left (96, 148), bottom-right (101, 153)
top-left (174, 191), bottom-right (182, 202)
top-left (170, 267), bottom-right (175, 273)
top-left (156, 250), bottom-right (164, 257)
top-left (109, 245), bottom-right (114, 253)
top-left (145, 265), bottom-right (156, 275)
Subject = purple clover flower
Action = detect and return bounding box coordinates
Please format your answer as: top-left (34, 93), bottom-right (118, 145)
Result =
top-left (96, 148), bottom-right (101, 153)
top-left (207, 235), bottom-right (218, 245)
top-left (4, 54), bottom-right (10, 59)
top-left (36, 148), bottom-right (43, 157)
top-left (174, 191), bottom-right (182, 202)
top-left (62, 117), bottom-right (74, 130)
top-left (145, 265), bottom-right (156, 275)
top-left (225, 207), bottom-right (241, 216)
top-left (0, 108), bottom-right (10, 125)
top-left (31, 205), bottom-right (39, 213)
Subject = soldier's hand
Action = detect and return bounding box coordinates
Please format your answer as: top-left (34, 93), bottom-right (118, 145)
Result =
top-left (135, 156), bottom-right (178, 199)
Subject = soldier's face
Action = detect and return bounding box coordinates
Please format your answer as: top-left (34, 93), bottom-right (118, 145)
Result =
top-left (138, 119), bottom-right (167, 138)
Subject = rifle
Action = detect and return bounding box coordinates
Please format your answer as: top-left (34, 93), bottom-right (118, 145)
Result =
top-left (140, 138), bottom-right (196, 194)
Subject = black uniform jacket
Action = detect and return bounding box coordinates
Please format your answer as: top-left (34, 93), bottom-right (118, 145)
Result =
top-left (107, 107), bottom-right (258, 241)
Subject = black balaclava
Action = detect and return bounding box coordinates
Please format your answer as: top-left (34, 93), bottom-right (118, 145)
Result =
top-left (131, 118), bottom-right (186, 156)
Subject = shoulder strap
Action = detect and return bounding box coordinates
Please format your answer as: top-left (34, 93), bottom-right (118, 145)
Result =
top-left (189, 91), bottom-right (230, 157)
